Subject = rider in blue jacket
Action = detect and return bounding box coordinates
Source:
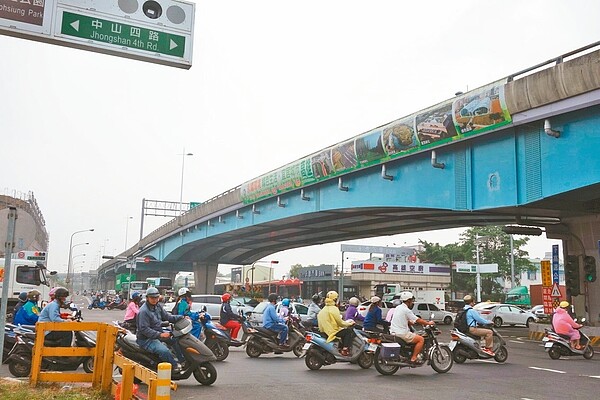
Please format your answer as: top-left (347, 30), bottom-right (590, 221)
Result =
top-left (14, 290), bottom-right (41, 326)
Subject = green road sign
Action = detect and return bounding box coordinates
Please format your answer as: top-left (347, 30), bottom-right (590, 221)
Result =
top-left (60, 11), bottom-right (185, 58)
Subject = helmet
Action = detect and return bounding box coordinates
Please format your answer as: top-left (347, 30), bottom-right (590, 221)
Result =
top-left (311, 294), bottom-right (321, 303)
top-left (282, 298), bottom-right (290, 306)
top-left (27, 290), bottom-right (41, 301)
top-left (267, 293), bottom-right (278, 303)
top-left (399, 291), bottom-right (415, 302)
top-left (146, 287), bottom-right (160, 298)
top-left (392, 298), bottom-right (402, 306)
top-left (326, 291), bottom-right (339, 301)
top-left (559, 301), bottom-right (570, 308)
top-left (49, 287), bottom-right (57, 300)
top-left (221, 293), bottom-right (232, 302)
top-left (348, 297), bottom-right (359, 306)
top-left (370, 296), bottom-right (381, 304)
top-left (54, 287), bottom-right (69, 301)
top-left (18, 292), bottom-right (28, 302)
top-left (131, 292), bottom-right (141, 301)
top-left (463, 294), bottom-right (474, 303)
top-left (178, 287), bottom-right (191, 297)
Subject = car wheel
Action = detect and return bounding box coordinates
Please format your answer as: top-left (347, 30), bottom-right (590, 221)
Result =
top-left (443, 316), bottom-right (453, 325)
top-left (493, 317), bottom-right (503, 327)
top-left (525, 318), bottom-right (534, 327)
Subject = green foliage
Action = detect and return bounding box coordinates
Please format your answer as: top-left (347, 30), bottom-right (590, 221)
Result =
top-left (288, 263), bottom-right (302, 278)
top-left (418, 226), bottom-right (534, 298)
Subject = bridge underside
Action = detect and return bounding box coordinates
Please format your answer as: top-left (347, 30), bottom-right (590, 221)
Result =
top-left (171, 182), bottom-right (600, 265)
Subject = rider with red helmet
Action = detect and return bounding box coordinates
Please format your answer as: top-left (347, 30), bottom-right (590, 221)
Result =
top-left (220, 293), bottom-right (242, 340)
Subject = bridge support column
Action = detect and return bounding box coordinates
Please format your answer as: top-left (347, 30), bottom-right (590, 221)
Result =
top-left (548, 215), bottom-right (600, 326)
top-left (193, 262), bottom-right (218, 294)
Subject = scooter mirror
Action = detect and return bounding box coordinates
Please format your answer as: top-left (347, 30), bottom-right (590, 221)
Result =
top-left (201, 305), bottom-right (207, 312)
top-left (430, 313), bottom-right (435, 320)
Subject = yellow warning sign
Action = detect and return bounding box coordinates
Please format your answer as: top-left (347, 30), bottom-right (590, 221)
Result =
top-left (541, 260), bottom-right (552, 287)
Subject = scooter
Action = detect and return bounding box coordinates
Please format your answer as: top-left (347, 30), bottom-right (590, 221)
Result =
top-left (2, 323), bottom-right (34, 363)
top-left (373, 324), bottom-right (453, 375)
top-left (106, 300), bottom-right (127, 310)
top-left (88, 298), bottom-right (106, 310)
top-left (115, 318), bottom-right (218, 385)
top-left (198, 311), bottom-right (244, 362)
top-left (543, 319), bottom-right (594, 360)
top-left (4, 308), bottom-right (96, 377)
top-left (244, 314), bottom-right (306, 358)
top-left (449, 324), bottom-right (508, 364)
top-left (302, 326), bottom-right (375, 370)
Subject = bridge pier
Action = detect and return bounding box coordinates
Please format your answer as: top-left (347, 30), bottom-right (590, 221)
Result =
top-left (549, 215), bottom-right (600, 326)
top-left (193, 262), bottom-right (218, 294)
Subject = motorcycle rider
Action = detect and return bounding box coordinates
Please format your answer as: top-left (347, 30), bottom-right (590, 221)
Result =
top-left (11, 292), bottom-right (28, 322)
top-left (462, 294), bottom-right (495, 356)
top-left (343, 297), bottom-right (365, 323)
top-left (263, 293), bottom-right (288, 347)
top-left (278, 298), bottom-right (291, 319)
top-left (123, 291), bottom-right (142, 333)
top-left (37, 287), bottom-right (74, 347)
top-left (390, 291), bottom-right (435, 365)
top-left (306, 294), bottom-right (322, 328)
top-left (363, 296), bottom-right (390, 332)
top-left (174, 288), bottom-right (201, 339)
top-left (220, 293), bottom-right (242, 340)
top-left (14, 290), bottom-right (41, 326)
top-left (136, 287), bottom-right (186, 373)
top-left (552, 300), bottom-right (583, 350)
top-left (317, 291), bottom-right (355, 357)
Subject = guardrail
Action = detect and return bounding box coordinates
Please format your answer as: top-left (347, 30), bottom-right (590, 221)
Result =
top-left (113, 353), bottom-right (176, 400)
top-left (30, 321), bottom-right (118, 391)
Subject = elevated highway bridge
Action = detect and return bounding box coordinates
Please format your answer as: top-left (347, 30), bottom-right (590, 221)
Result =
top-left (99, 42), bottom-right (600, 324)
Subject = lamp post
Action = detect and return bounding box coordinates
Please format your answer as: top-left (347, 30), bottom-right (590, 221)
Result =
top-left (124, 216), bottom-right (133, 250)
top-left (248, 260), bottom-right (278, 298)
top-left (66, 228), bottom-right (94, 291)
top-left (474, 235), bottom-right (490, 302)
top-left (179, 148), bottom-right (194, 216)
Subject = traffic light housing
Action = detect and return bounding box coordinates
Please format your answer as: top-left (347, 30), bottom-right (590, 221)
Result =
top-left (565, 255), bottom-right (581, 297)
top-left (584, 256), bottom-right (597, 283)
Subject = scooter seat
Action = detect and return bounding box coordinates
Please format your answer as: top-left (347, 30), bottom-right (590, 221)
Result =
top-left (255, 327), bottom-right (279, 337)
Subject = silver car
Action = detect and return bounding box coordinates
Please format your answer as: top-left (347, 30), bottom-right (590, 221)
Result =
top-left (410, 302), bottom-right (455, 325)
top-left (477, 303), bottom-right (538, 327)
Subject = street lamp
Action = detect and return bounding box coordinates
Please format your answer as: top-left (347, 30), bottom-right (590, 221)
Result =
top-left (474, 235), bottom-right (490, 302)
top-left (179, 148), bottom-right (194, 215)
top-left (124, 216), bottom-right (133, 250)
top-left (66, 228), bottom-right (94, 291)
top-left (247, 260), bottom-right (278, 298)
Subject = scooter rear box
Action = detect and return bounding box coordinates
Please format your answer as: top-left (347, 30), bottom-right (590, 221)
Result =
top-left (381, 343), bottom-right (401, 359)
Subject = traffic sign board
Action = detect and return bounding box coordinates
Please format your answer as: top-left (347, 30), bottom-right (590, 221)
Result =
top-left (60, 11), bottom-right (185, 58)
top-left (551, 283), bottom-right (562, 297)
top-left (454, 262), bottom-right (498, 273)
top-left (541, 260), bottom-right (552, 286)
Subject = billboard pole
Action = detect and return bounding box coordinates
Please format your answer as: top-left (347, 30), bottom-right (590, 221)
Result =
top-left (0, 207), bottom-right (17, 361)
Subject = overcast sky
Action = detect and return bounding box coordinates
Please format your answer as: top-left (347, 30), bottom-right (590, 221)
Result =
top-left (3, 0), bottom-right (597, 278)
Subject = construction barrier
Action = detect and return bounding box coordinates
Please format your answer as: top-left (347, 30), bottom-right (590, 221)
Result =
top-left (112, 352), bottom-right (177, 400)
top-left (30, 321), bottom-right (118, 392)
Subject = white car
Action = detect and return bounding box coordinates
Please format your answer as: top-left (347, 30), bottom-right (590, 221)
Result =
top-left (164, 294), bottom-right (253, 320)
top-left (357, 301), bottom-right (395, 319)
top-left (410, 302), bottom-right (455, 325)
top-left (477, 303), bottom-right (538, 327)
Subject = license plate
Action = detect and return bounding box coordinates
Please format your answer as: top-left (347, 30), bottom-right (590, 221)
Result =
top-left (544, 342), bottom-right (553, 348)
top-left (448, 341), bottom-right (457, 350)
top-left (302, 343), bottom-right (311, 350)
top-left (367, 343), bottom-right (378, 352)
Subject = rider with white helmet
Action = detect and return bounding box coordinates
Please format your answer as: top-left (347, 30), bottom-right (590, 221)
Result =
top-left (343, 296), bottom-right (365, 323)
top-left (389, 291), bottom-right (435, 365)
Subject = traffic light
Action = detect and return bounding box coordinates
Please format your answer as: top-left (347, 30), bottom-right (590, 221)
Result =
top-left (584, 256), bottom-right (597, 283)
top-left (565, 255), bottom-right (580, 297)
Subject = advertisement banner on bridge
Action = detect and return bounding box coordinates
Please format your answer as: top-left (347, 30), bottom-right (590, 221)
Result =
top-left (240, 80), bottom-right (512, 204)
top-left (351, 260), bottom-right (450, 275)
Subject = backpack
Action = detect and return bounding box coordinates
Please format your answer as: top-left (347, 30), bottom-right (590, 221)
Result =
top-left (454, 308), bottom-right (469, 333)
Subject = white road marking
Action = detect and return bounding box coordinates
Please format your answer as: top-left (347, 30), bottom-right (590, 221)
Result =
top-left (509, 340), bottom-right (524, 344)
top-left (521, 398), bottom-right (535, 400)
top-left (583, 375), bottom-right (600, 379)
top-left (529, 366), bottom-right (566, 374)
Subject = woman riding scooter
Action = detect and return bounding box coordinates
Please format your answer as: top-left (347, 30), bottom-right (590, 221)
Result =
top-left (344, 297), bottom-right (365, 325)
top-left (317, 291), bottom-right (355, 356)
top-left (552, 301), bottom-right (584, 349)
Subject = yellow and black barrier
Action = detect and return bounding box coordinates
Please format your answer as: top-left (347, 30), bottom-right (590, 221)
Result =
top-left (30, 321), bottom-right (118, 392)
top-left (112, 352), bottom-right (177, 400)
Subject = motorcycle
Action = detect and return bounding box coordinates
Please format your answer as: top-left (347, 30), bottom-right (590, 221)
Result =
top-left (88, 298), bottom-right (106, 310)
top-left (198, 311), bottom-right (244, 362)
top-left (4, 308), bottom-right (96, 378)
top-left (373, 324), bottom-right (453, 375)
top-left (3, 323), bottom-right (34, 363)
top-left (245, 314), bottom-right (306, 358)
top-left (115, 318), bottom-right (218, 385)
top-left (302, 326), bottom-right (375, 370)
top-left (449, 324), bottom-right (508, 364)
top-left (543, 318), bottom-right (594, 360)
top-left (106, 300), bottom-right (127, 310)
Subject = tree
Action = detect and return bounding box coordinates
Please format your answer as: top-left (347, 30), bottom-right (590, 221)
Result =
top-left (288, 263), bottom-right (302, 279)
top-left (418, 226), bottom-right (534, 299)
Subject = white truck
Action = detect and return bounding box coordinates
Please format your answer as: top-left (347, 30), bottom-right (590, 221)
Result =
top-left (0, 258), bottom-right (56, 313)
top-left (380, 284), bottom-right (447, 310)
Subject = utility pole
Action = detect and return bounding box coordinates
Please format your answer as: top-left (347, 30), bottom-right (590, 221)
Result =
top-left (0, 207), bottom-right (17, 360)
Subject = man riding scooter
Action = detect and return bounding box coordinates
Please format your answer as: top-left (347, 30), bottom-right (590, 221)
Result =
top-left (462, 295), bottom-right (495, 356)
top-left (37, 287), bottom-right (74, 347)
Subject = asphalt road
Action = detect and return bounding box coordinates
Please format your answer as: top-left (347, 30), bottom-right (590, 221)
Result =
top-left (3, 299), bottom-right (599, 400)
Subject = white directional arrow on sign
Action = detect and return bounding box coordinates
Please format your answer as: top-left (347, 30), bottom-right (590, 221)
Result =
top-left (70, 20), bottom-right (80, 32)
top-left (170, 39), bottom-right (178, 50)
